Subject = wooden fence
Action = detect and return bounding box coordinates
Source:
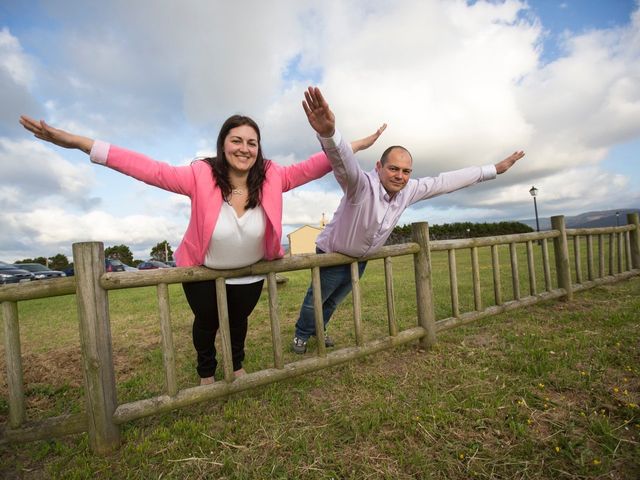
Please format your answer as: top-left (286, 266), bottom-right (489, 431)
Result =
top-left (1, 214), bottom-right (639, 454)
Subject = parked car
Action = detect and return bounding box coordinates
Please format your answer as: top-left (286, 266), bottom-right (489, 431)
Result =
top-left (0, 261), bottom-right (35, 284)
top-left (60, 259), bottom-right (126, 277)
top-left (164, 261), bottom-right (177, 267)
top-left (12, 262), bottom-right (66, 279)
top-left (105, 258), bottom-right (126, 272)
top-left (138, 260), bottom-right (171, 270)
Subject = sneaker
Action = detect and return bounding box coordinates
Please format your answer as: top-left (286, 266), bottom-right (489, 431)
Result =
top-left (324, 335), bottom-right (335, 348)
top-left (292, 336), bottom-right (308, 354)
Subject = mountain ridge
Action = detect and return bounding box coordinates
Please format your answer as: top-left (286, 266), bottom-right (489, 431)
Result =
top-left (519, 208), bottom-right (640, 230)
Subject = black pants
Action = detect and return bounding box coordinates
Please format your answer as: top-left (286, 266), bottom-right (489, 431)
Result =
top-left (182, 279), bottom-right (264, 378)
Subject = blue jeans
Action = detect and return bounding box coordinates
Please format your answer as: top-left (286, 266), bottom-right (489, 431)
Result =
top-left (294, 248), bottom-right (367, 340)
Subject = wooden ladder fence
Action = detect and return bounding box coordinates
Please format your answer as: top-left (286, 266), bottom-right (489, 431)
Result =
top-left (1, 214), bottom-right (639, 454)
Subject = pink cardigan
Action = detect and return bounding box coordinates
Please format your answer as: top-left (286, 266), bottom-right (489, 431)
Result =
top-left (90, 141), bottom-right (332, 267)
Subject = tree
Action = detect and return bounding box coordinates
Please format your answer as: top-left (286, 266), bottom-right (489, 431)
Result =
top-left (150, 241), bottom-right (173, 262)
top-left (15, 254), bottom-right (69, 270)
top-left (15, 256), bottom-right (48, 266)
top-left (47, 253), bottom-right (69, 270)
top-left (385, 221), bottom-right (534, 244)
top-left (105, 244), bottom-right (134, 266)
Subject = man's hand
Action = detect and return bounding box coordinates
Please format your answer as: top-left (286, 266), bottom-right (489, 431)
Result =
top-left (302, 86), bottom-right (335, 137)
top-left (495, 150), bottom-right (525, 174)
top-left (19, 115), bottom-right (94, 153)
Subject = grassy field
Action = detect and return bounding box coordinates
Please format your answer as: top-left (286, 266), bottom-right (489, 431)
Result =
top-left (0, 243), bottom-right (639, 478)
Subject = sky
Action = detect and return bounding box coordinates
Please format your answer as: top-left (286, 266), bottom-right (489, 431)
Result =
top-left (1, 0), bottom-right (639, 263)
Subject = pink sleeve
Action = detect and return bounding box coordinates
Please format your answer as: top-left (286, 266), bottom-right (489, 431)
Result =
top-left (97, 143), bottom-right (200, 196)
top-left (279, 151), bottom-right (332, 192)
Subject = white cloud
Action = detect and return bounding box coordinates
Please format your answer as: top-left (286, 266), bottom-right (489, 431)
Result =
top-left (0, 207), bottom-right (185, 262)
top-left (0, 28), bottom-right (40, 130)
top-left (1, 0), bottom-right (639, 261)
top-left (0, 27), bottom-right (34, 86)
top-left (282, 188), bottom-right (343, 225)
top-left (0, 138), bottom-right (96, 210)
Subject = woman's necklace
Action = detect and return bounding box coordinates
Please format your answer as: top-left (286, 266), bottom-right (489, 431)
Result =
top-left (231, 188), bottom-right (245, 195)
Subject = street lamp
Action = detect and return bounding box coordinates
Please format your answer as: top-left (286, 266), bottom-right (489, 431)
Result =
top-left (529, 186), bottom-right (540, 236)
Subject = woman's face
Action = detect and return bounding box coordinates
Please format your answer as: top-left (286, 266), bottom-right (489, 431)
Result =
top-left (223, 125), bottom-right (259, 175)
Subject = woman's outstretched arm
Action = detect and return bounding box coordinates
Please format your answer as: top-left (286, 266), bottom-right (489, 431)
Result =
top-left (19, 116), bottom-right (94, 154)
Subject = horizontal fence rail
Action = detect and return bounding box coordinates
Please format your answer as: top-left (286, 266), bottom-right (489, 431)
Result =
top-left (1, 214), bottom-right (639, 453)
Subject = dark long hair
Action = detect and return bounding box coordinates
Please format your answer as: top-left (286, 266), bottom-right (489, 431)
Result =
top-left (204, 115), bottom-right (268, 209)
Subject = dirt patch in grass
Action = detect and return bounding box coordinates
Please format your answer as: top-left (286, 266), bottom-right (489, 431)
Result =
top-left (0, 335), bottom-right (163, 423)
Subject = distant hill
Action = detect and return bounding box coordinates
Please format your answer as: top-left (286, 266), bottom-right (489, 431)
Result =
top-left (519, 208), bottom-right (640, 230)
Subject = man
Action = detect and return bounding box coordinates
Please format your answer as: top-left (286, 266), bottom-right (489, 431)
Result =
top-left (292, 87), bottom-right (525, 353)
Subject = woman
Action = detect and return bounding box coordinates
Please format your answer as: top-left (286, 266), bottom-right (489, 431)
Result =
top-left (20, 110), bottom-right (384, 385)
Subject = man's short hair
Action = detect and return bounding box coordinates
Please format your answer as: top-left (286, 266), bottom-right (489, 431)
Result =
top-left (380, 145), bottom-right (412, 165)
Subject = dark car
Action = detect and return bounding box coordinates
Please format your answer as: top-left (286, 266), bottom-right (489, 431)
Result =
top-left (164, 261), bottom-right (177, 267)
top-left (138, 260), bottom-right (171, 270)
top-left (105, 258), bottom-right (126, 272)
top-left (0, 261), bottom-right (35, 284)
top-left (12, 263), bottom-right (66, 280)
top-left (60, 259), bottom-right (126, 277)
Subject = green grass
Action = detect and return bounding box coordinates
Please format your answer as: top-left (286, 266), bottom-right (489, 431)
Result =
top-left (0, 241), bottom-right (639, 478)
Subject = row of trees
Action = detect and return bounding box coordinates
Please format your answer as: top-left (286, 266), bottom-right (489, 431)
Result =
top-left (13, 224), bottom-right (533, 268)
top-left (385, 221), bottom-right (534, 245)
top-left (14, 253), bottom-right (71, 271)
top-left (13, 241), bottom-right (174, 269)
top-left (104, 241), bottom-right (174, 266)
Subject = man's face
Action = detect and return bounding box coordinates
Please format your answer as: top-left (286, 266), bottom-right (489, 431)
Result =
top-left (376, 148), bottom-right (413, 196)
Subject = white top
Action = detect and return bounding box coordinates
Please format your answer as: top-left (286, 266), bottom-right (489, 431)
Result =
top-left (205, 202), bottom-right (266, 284)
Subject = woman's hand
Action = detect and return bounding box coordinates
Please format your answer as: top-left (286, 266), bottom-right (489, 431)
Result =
top-left (495, 150), bottom-right (525, 174)
top-left (19, 116), bottom-right (94, 154)
top-left (351, 123), bottom-right (387, 153)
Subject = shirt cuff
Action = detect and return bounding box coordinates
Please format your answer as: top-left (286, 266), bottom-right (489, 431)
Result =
top-left (89, 140), bottom-right (110, 165)
top-left (316, 129), bottom-right (342, 149)
top-left (481, 164), bottom-right (497, 180)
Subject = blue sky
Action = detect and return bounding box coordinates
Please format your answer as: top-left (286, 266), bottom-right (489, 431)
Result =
top-left (1, 0), bottom-right (639, 262)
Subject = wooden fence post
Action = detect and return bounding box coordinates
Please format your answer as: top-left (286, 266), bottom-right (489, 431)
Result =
top-left (73, 242), bottom-right (121, 454)
top-left (2, 301), bottom-right (26, 427)
top-left (412, 222), bottom-right (436, 349)
top-left (550, 216), bottom-right (573, 301)
top-left (628, 212), bottom-right (640, 269)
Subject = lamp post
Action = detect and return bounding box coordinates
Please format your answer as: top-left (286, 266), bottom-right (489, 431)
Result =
top-left (529, 186), bottom-right (540, 238)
